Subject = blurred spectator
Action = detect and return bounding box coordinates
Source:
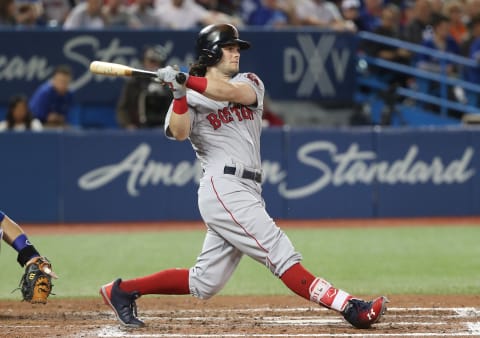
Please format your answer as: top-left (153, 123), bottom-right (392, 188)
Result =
top-left (416, 13), bottom-right (460, 74)
top-left (464, 15), bottom-right (480, 82)
top-left (400, 0), bottom-right (415, 32)
top-left (340, 0), bottom-right (364, 31)
top-left (357, 0), bottom-right (382, 32)
top-left (117, 47), bottom-right (173, 129)
top-left (402, 0), bottom-right (432, 44)
top-left (461, 14), bottom-right (480, 57)
top-left (41, 0), bottom-right (73, 26)
top-left (240, 0), bottom-right (259, 23)
top-left (103, 0), bottom-right (141, 27)
top-left (29, 64), bottom-right (74, 128)
top-left (0, 0), bottom-right (17, 26)
top-left (15, 0), bottom-right (44, 27)
top-left (430, 0), bottom-right (445, 17)
top-left (128, 0), bottom-right (164, 28)
top-left (444, 0), bottom-right (468, 45)
top-left (246, 0), bottom-right (288, 27)
top-left (63, 0), bottom-right (106, 29)
top-left (155, 0), bottom-right (242, 29)
top-left (195, 0), bottom-right (243, 18)
top-left (262, 95), bottom-right (284, 127)
top-left (465, 0), bottom-right (480, 24)
top-left (296, 0), bottom-right (356, 31)
top-left (362, 4), bottom-right (411, 86)
top-left (416, 13), bottom-right (464, 116)
top-left (0, 95), bottom-right (43, 131)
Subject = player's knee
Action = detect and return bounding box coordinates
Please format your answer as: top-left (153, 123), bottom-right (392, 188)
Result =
top-left (266, 234), bottom-right (302, 277)
top-left (190, 282), bottom-right (222, 300)
top-left (189, 267), bottom-right (224, 300)
top-left (191, 287), bottom-right (218, 300)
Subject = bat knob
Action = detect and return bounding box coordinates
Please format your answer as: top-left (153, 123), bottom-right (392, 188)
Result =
top-left (176, 72), bottom-right (187, 84)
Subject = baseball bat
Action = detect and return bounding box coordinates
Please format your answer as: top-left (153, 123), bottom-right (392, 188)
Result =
top-left (89, 61), bottom-right (187, 84)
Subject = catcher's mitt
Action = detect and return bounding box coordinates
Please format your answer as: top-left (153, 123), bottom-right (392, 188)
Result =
top-left (19, 256), bottom-right (58, 304)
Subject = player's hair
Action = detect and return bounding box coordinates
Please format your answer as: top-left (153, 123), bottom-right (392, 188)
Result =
top-left (189, 62), bottom-right (207, 77)
top-left (53, 64), bottom-right (73, 77)
top-left (6, 94), bottom-right (34, 130)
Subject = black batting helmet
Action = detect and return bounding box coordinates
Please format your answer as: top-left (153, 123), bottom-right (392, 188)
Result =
top-left (196, 24), bottom-right (251, 66)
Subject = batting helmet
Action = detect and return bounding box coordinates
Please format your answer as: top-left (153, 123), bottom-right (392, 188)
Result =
top-left (196, 24), bottom-right (251, 66)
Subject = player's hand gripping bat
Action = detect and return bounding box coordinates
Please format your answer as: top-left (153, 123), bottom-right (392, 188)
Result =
top-left (89, 61), bottom-right (187, 84)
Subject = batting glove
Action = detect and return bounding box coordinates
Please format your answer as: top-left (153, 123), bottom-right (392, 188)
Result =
top-left (157, 66), bottom-right (188, 99)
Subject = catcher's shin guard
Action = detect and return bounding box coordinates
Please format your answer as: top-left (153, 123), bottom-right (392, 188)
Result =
top-left (100, 278), bottom-right (145, 328)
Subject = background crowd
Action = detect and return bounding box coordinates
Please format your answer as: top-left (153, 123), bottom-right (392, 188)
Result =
top-left (0, 0), bottom-right (479, 35)
top-left (1, 0), bottom-right (480, 130)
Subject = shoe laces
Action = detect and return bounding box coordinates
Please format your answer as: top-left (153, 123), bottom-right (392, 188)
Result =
top-left (128, 292), bottom-right (140, 318)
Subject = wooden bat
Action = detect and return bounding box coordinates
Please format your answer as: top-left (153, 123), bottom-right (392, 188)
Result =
top-left (89, 61), bottom-right (186, 84)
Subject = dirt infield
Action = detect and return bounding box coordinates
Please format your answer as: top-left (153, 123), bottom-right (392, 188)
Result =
top-left (1, 295), bottom-right (479, 337)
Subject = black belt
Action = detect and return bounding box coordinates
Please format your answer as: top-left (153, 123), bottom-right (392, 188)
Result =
top-left (224, 166), bottom-right (262, 183)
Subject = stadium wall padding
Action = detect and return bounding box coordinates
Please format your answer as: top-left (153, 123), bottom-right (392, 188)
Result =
top-left (1, 127), bottom-right (478, 222)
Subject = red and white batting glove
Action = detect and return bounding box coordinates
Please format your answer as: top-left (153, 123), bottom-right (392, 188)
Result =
top-left (157, 66), bottom-right (187, 99)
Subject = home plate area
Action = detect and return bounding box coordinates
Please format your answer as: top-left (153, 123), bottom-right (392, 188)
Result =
top-left (0, 295), bottom-right (479, 337)
top-left (93, 306), bottom-right (480, 337)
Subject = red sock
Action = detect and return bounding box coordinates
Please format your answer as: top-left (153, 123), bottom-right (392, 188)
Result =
top-left (119, 268), bottom-right (190, 296)
top-left (281, 263), bottom-right (352, 312)
top-left (280, 263), bottom-right (316, 300)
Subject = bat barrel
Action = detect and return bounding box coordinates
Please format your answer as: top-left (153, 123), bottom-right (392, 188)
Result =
top-left (90, 61), bottom-right (188, 84)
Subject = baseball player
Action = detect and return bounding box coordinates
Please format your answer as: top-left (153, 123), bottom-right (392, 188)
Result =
top-left (0, 210), bottom-right (57, 303)
top-left (100, 23), bottom-right (388, 329)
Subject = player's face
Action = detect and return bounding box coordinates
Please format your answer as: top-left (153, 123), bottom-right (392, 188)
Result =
top-left (217, 44), bottom-right (241, 76)
top-left (12, 100), bottom-right (28, 123)
top-left (52, 73), bottom-right (71, 95)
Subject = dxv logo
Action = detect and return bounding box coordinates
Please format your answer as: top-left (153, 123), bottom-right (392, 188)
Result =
top-left (283, 34), bottom-right (351, 97)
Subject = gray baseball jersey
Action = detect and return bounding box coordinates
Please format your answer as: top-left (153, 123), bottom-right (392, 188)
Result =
top-left (164, 72), bottom-right (302, 299)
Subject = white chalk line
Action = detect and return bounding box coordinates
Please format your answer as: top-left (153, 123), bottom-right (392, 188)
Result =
top-left (90, 306), bottom-right (480, 337)
top-left (73, 306), bottom-right (479, 318)
top-left (467, 322), bottom-right (480, 334)
top-left (137, 306), bottom-right (478, 314)
top-left (93, 326), bottom-right (480, 338)
top-left (0, 325), bottom-right (50, 328)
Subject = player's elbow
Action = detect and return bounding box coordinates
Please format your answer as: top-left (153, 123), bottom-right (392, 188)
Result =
top-left (169, 117), bottom-right (190, 140)
top-left (170, 128), bottom-right (189, 141)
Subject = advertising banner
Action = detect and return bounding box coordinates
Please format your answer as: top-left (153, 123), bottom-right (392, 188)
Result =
top-left (0, 127), bottom-right (478, 223)
top-left (0, 29), bottom-right (357, 105)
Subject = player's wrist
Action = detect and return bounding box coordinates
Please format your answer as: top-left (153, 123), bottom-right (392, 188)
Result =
top-left (173, 96), bottom-right (188, 115)
top-left (186, 76), bottom-right (207, 93)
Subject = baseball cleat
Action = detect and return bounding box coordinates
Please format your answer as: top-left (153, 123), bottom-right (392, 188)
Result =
top-left (341, 296), bottom-right (389, 329)
top-left (100, 278), bottom-right (145, 328)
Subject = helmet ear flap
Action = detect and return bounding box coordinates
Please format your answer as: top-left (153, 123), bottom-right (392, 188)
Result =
top-left (199, 45), bottom-right (222, 66)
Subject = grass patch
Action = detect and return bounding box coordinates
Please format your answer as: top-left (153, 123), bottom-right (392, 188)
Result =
top-left (0, 225), bottom-right (479, 299)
